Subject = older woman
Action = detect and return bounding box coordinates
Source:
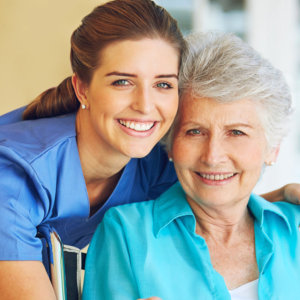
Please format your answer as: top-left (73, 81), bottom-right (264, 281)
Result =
top-left (82, 32), bottom-right (300, 300)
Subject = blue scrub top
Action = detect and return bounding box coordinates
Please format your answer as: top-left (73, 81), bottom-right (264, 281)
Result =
top-left (83, 182), bottom-right (300, 300)
top-left (0, 108), bottom-right (177, 261)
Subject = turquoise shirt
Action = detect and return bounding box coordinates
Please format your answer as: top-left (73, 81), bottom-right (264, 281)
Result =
top-left (83, 182), bottom-right (300, 300)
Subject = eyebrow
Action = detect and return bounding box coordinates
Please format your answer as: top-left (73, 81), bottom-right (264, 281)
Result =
top-left (181, 121), bottom-right (254, 129)
top-left (105, 71), bottom-right (178, 79)
top-left (225, 123), bottom-right (254, 129)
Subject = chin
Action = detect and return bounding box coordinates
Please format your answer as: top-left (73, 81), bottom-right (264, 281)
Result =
top-left (129, 149), bottom-right (152, 159)
top-left (120, 142), bottom-right (155, 159)
top-left (134, 146), bottom-right (155, 158)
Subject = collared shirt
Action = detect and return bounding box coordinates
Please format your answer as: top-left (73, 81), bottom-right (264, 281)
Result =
top-left (0, 108), bottom-right (177, 261)
top-left (83, 182), bottom-right (300, 300)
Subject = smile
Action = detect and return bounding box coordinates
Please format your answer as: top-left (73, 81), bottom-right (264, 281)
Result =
top-left (118, 120), bottom-right (155, 132)
top-left (198, 172), bottom-right (235, 181)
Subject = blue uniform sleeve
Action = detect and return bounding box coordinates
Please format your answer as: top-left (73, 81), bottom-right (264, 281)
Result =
top-left (82, 211), bottom-right (139, 300)
top-left (0, 151), bottom-right (46, 261)
top-left (0, 106), bottom-right (25, 126)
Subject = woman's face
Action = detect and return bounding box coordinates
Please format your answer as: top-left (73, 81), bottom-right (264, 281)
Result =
top-left (171, 95), bottom-right (278, 209)
top-left (77, 38), bottom-right (179, 158)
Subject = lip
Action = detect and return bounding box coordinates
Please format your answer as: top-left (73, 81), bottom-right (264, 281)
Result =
top-left (195, 171), bottom-right (237, 186)
top-left (117, 119), bottom-right (158, 137)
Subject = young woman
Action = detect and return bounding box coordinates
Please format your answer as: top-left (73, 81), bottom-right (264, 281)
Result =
top-left (0, 1), bottom-right (184, 298)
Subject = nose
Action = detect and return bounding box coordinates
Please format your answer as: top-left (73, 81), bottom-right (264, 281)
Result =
top-left (131, 86), bottom-right (155, 114)
top-left (201, 135), bottom-right (227, 166)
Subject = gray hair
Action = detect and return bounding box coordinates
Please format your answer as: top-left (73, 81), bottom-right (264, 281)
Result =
top-left (165, 31), bottom-right (293, 150)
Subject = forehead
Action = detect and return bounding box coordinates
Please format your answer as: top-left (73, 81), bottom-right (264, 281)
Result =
top-left (178, 95), bottom-right (264, 127)
top-left (97, 38), bottom-right (180, 72)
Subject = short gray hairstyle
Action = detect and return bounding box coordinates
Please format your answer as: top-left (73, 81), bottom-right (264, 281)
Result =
top-left (165, 31), bottom-right (293, 150)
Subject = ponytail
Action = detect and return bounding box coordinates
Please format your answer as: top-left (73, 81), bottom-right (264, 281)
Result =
top-left (22, 76), bottom-right (79, 120)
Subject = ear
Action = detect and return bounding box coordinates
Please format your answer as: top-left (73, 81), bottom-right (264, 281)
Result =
top-left (71, 74), bottom-right (89, 107)
top-left (265, 146), bottom-right (280, 166)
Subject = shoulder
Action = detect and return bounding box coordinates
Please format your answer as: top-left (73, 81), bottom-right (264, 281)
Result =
top-left (104, 200), bottom-right (155, 222)
top-left (102, 200), bottom-right (156, 232)
top-left (0, 106), bottom-right (25, 125)
top-left (135, 143), bottom-right (177, 197)
top-left (89, 201), bottom-right (155, 256)
top-left (0, 113), bottom-right (81, 211)
top-left (137, 142), bottom-right (175, 179)
top-left (249, 194), bottom-right (300, 235)
top-left (139, 143), bottom-right (169, 165)
top-left (0, 113), bottom-right (77, 163)
top-left (271, 201), bottom-right (300, 228)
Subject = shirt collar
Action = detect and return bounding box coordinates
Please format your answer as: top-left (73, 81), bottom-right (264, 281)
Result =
top-left (153, 182), bottom-right (292, 237)
top-left (153, 182), bottom-right (195, 237)
top-left (248, 193), bottom-right (292, 233)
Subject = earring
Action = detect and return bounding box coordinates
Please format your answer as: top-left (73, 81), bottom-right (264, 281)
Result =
top-left (81, 104), bottom-right (86, 110)
top-left (169, 157), bottom-right (173, 162)
top-left (267, 161), bottom-right (275, 166)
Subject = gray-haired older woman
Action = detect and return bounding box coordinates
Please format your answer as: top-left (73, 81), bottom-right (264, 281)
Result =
top-left (82, 32), bottom-right (300, 300)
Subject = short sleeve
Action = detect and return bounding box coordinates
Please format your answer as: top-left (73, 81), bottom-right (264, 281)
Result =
top-left (0, 106), bottom-right (25, 126)
top-left (0, 153), bottom-right (45, 261)
top-left (82, 211), bottom-right (139, 300)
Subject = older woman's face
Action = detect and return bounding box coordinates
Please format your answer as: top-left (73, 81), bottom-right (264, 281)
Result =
top-left (171, 96), bottom-right (278, 208)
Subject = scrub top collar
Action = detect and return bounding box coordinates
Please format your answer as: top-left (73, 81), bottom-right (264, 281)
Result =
top-left (50, 113), bottom-right (138, 222)
top-left (87, 158), bottom-right (138, 222)
top-left (153, 182), bottom-right (292, 238)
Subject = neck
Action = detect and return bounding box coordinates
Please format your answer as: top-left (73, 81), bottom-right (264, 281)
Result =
top-left (76, 110), bottom-right (130, 183)
top-left (76, 110), bottom-right (130, 211)
top-left (188, 196), bottom-right (253, 245)
top-left (188, 196), bottom-right (258, 289)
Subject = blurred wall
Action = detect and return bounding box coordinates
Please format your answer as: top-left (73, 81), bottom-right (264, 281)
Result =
top-left (0, 0), bottom-right (106, 115)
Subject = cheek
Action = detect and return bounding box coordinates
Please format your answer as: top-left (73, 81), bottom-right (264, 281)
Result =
top-left (172, 139), bottom-right (196, 167)
top-left (238, 144), bottom-right (266, 176)
top-left (160, 94), bottom-right (179, 118)
top-left (91, 94), bottom-right (125, 118)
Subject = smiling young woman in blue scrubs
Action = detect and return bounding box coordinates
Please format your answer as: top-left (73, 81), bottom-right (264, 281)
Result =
top-left (0, 1), bottom-right (184, 299)
top-left (0, 0), bottom-right (298, 299)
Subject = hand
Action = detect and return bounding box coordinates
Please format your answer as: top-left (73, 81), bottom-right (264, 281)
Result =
top-left (283, 183), bottom-right (300, 205)
top-left (261, 183), bottom-right (300, 204)
top-left (137, 297), bottom-right (162, 300)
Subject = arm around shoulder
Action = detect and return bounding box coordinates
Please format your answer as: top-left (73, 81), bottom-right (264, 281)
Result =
top-left (261, 183), bottom-right (300, 204)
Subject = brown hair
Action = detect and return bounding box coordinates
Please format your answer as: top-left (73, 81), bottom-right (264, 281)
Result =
top-left (23, 0), bottom-right (185, 120)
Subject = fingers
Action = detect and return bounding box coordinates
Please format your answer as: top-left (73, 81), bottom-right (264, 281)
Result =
top-left (284, 183), bottom-right (300, 205)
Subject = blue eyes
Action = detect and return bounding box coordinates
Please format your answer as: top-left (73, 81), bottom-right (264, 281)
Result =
top-left (157, 82), bottom-right (172, 89)
top-left (112, 79), bottom-right (130, 86)
top-left (230, 130), bottom-right (245, 136)
top-left (187, 129), bottom-right (201, 135)
top-left (111, 80), bottom-right (173, 89)
top-left (186, 129), bottom-right (246, 136)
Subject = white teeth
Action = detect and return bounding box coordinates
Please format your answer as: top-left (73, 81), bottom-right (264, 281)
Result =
top-left (200, 173), bottom-right (234, 181)
top-left (119, 120), bottom-right (154, 132)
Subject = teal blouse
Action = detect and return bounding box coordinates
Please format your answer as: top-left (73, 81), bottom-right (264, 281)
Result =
top-left (83, 182), bottom-right (300, 300)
